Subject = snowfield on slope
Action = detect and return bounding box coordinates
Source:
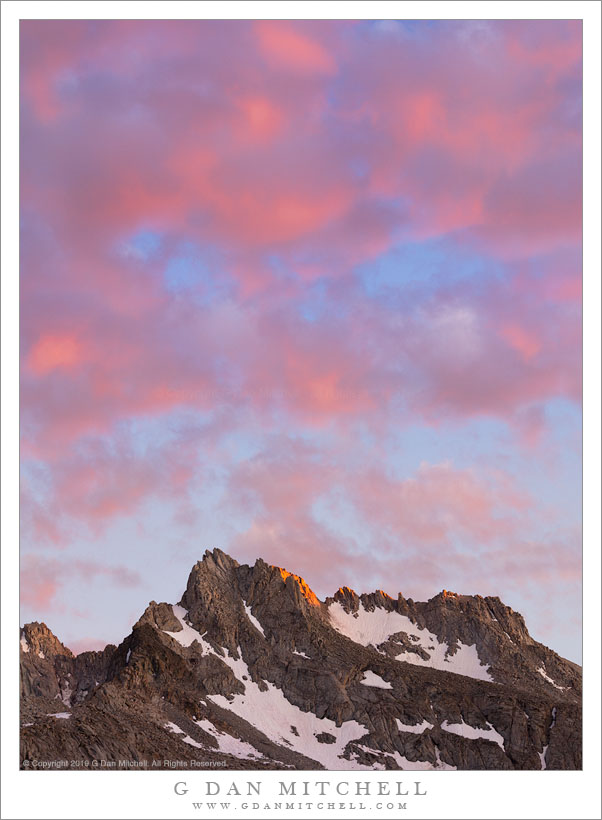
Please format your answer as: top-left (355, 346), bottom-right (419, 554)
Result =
top-left (161, 604), bottom-right (482, 770)
top-left (441, 719), bottom-right (505, 749)
top-left (163, 606), bottom-right (371, 768)
top-left (207, 651), bottom-right (371, 770)
top-left (328, 602), bottom-right (492, 682)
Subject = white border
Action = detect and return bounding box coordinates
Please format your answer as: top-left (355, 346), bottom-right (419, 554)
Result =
top-left (2, 2), bottom-right (600, 819)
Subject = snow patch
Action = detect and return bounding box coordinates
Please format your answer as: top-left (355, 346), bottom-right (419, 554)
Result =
top-left (434, 747), bottom-right (457, 770)
top-left (293, 650), bottom-right (310, 659)
top-left (537, 666), bottom-right (565, 691)
top-left (360, 670), bottom-right (392, 689)
top-left (48, 712), bottom-right (71, 719)
top-left (38, 651), bottom-right (45, 659)
top-left (125, 649), bottom-right (131, 663)
top-left (349, 750), bottom-right (386, 770)
top-left (396, 638), bottom-right (492, 682)
top-left (539, 745), bottom-right (548, 769)
top-left (441, 719), bottom-right (504, 750)
top-left (164, 722), bottom-right (203, 749)
top-left (20, 637), bottom-right (29, 653)
top-left (328, 602), bottom-right (492, 682)
top-left (194, 718), bottom-right (264, 760)
top-left (354, 743), bottom-right (455, 771)
top-left (163, 605), bottom-right (213, 652)
top-left (181, 736), bottom-right (203, 749)
top-left (396, 718), bottom-right (433, 734)
top-left (243, 602), bottom-right (265, 637)
top-left (328, 601), bottom-right (405, 646)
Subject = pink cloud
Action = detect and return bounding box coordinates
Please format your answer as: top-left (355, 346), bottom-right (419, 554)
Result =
top-left (237, 95), bottom-right (285, 142)
top-left (21, 426), bottom-right (201, 542)
top-left (220, 439), bottom-right (579, 608)
top-left (254, 21), bottom-right (336, 75)
top-left (500, 323), bottom-right (541, 361)
top-left (20, 554), bottom-right (141, 610)
top-left (19, 20), bottom-right (581, 282)
top-left (225, 440), bottom-right (526, 576)
top-left (19, 243), bottom-right (581, 458)
top-left (351, 461), bottom-right (531, 547)
top-left (67, 636), bottom-right (113, 655)
top-left (26, 333), bottom-right (88, 375)
top-left (20, 20), bottom-right (89, 123)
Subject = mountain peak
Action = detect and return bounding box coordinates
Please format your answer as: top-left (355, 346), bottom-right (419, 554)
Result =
top-left (201, 547), bottom-right (240, 571)
top-left (265, 563), bottom-right (321, 607)
top-left (20, 622), bottom-right (73, 659)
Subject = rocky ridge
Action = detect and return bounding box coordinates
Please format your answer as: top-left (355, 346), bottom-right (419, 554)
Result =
top-left (20, 549), bottom-right (581, 770)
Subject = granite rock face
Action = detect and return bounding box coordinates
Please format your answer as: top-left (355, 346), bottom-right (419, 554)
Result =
top-left (20, 549), bottom-right (581, 770)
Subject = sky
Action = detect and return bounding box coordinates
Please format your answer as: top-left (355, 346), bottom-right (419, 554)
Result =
top-left (19, 20), bottom-right (582, 662)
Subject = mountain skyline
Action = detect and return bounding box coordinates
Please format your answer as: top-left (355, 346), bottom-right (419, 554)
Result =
top-left (20, 20), bottom-right (582, 662)
top-left (20, 549), bottom-right (582, 771)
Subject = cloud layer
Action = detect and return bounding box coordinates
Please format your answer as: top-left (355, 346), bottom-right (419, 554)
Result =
top-left (20, 20), bottom-right (581, 659)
